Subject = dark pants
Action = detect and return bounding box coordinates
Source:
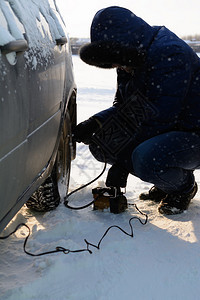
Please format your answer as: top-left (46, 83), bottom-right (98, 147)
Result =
top-left (132, 131), bottom-right (200, 193)
top-left (90, 131), bottom-right (200, 193)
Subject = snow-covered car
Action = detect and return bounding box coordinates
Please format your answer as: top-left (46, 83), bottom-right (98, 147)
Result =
top-left (0, 0), bottom-right (76, 232)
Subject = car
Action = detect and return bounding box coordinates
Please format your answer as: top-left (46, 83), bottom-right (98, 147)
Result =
top-left (0, 0), bottom-right (77, 232)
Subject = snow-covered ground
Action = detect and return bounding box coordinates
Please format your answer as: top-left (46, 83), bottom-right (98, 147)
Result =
top-left (1, 55), bottom-right (200, 300)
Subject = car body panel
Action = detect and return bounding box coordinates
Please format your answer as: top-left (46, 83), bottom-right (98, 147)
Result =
top-left (0, 0), bottom-right (76, 232)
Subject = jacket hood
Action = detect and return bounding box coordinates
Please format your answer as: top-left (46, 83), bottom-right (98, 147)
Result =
top-left (91, 6), bottom-right (154, 48)
top-left (79, 6), bottom-right (158, 68)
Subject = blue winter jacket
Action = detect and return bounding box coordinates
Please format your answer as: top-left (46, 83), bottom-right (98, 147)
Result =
top-left (80, 6), bottom-right (200, 167)
top-left (90, 7), bottom-right (200, 146)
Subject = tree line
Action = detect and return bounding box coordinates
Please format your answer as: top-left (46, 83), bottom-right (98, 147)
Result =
top-left (70, 36), bottom-right (200, 55)
top-left (182, 34), bottom-right (200, 41)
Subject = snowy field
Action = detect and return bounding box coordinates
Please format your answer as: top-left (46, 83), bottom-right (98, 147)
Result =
top-left (1, 55), bottom-right (200, 300)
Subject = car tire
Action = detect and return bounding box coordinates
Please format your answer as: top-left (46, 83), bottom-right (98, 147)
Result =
top-left (55, 109), bottom-right (72, 200)
top-left (26, 110), bottom-right (72, 212)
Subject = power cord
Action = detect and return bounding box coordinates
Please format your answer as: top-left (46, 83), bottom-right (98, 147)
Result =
top-left (0, 143), bottom-right (148, 257)
top-left (0, 204), bottom-right (148, 256)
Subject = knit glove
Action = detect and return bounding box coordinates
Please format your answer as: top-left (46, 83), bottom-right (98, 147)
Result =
top-left (72, 117), bottom-right (100, 144)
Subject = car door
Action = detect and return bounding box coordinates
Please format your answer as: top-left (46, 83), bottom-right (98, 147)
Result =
top-left (0, 0), bottom-right (69, 225)
top-left (23, 0), bottom-right (68, 183)
top-left (0, 0), bottom-right (29, 218)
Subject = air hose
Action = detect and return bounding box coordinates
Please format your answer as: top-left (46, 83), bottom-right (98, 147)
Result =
top-left (0, 142), bottom-right (148, 257)
top-left (64, 141), bottom-right (107, 210)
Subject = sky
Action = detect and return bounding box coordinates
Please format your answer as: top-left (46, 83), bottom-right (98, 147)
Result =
top-left (56, 0), bottom-right (200, 39)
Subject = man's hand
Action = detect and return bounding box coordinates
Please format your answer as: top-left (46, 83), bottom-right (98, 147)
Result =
top-left (73, 117), bottom-right (100, 144)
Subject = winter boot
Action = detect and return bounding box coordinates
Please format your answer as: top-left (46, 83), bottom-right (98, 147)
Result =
top-left (158, 182), bottom-right (198, 215)
top-left (139, 186), bottom-right (167, 202)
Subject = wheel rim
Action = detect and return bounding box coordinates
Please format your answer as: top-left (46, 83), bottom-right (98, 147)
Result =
top-left (56, 111), bottom-right (71, 199)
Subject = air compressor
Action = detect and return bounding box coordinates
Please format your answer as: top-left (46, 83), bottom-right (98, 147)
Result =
top-left (92, 186), bottom-right (127, 213)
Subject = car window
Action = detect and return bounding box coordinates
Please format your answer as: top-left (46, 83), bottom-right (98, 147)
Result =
top-left (0, 7), bottom-right (8, 30)
top-left (0, 1), bottom-right (25, 45)
top-left (0, 0), bottom-right (69, 70)
top-left (50, 0), bottom-right (66, 27)
top-left (0, 1), bottom-right (66, 45)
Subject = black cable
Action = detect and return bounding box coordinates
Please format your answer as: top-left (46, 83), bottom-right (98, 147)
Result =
top-left (0, 223), bottom-right (89, 256)
top-left (0, 142), bottom-right (148, 257)
top-left (0, 204), bottom-right (148, 256)
top-left (64, 162), bottom-right (106, 210)
top-left (84, 204), bottom-right (148, 252)
top-left (64, 142), bottom-right (107, 210)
